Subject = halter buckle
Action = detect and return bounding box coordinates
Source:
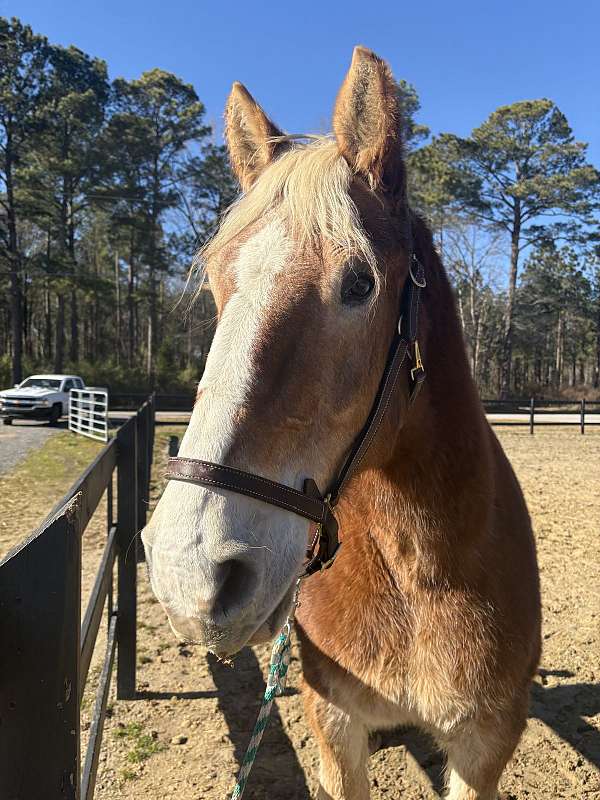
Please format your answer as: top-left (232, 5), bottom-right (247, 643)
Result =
top-left (302, 492), bottom-right (340, 576)
top-left (410, 340), bottom-right (424, 380)
top-left (319, 541), bottom-right (342, 571)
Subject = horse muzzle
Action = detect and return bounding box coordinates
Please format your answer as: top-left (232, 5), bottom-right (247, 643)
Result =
top-left (141, 521), bottom-right (300, 657)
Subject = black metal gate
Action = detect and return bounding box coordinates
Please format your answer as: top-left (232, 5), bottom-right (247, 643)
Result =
top-left (0, 397), bottom-right (155, 800)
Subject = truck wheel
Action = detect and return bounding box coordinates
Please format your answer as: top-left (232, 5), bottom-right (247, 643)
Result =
top-left (2, 417), bottom-right (12, 426)
top-left (49, 403), bottom-right (62, 426)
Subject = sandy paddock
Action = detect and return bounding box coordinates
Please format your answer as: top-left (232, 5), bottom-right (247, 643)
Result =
top-left (2, 426), bottom-right (598, 799)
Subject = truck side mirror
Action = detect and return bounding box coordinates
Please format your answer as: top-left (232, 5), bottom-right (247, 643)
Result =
top-left (14, 383), bottom-right (19, 388)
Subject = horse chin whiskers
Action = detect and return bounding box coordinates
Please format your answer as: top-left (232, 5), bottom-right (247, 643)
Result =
top-left (208, 651), bottom-right (235, 667)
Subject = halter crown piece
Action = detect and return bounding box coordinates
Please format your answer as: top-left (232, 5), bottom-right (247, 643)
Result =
top-left (166, 252), bottom-right (426, 575)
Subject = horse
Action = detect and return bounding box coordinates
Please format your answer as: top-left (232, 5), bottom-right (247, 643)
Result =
top-left (142, 46), bottom-right (541, 800)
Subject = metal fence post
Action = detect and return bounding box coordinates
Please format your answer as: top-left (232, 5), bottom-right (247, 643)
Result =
top-left (116, 416), bottom-right (138, 699)
top-left (581, 398), bottom-right (586, 435)
top-left (529, 397), bottom-right (535, 435)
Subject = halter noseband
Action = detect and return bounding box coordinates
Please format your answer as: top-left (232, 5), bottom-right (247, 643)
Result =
top-left (165, 253), bottom-right (426, 576)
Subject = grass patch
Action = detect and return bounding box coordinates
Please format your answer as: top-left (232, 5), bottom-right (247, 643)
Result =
top-left (0, 431), bottom-right (103, 558)
top-left (114, 722), bottom-right (166, 771)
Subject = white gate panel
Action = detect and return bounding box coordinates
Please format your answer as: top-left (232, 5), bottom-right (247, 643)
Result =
top-left (69, 388), bottom-right (109, 442)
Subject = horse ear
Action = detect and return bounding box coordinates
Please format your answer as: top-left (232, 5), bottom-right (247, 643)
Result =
top-left (225, 82), bottom-right (285, 192)
top-left (333, 46), bottom-right (405, 196)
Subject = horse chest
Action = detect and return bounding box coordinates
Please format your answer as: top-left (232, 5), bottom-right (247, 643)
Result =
top-left (297, 573), bottom-right (487, 733)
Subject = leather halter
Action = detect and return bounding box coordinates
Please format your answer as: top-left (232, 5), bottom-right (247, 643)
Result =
top-left (166, 254), bottom-right (426, 576)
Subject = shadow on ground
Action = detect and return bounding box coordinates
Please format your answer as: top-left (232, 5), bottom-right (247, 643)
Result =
top-left (208, 649), bottom-right (311, 799)
top-left (374, 670), bottom-right (600, 799)
top-left (139, 659), bottom-right (600, 800)
top-left (3, 419), bottom-right (68, 429)
top-left (531, 672), bottom-right (600, 771)
top-left (375, 727), bottom-right (446, 796)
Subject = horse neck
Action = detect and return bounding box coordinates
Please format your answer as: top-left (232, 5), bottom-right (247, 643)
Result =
top-left (351, 227), bottom-right (494, 582)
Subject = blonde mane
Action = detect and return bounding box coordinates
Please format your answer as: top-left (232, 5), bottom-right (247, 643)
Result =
top-left (195, 136), bottom-right (378, 290)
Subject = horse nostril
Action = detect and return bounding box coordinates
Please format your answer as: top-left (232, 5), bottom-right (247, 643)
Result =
top-left (210, 558), bottom-right (257, 623)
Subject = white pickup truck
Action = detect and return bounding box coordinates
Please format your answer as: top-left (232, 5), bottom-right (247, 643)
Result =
top-left (0, 374), bottom-right (85, 426)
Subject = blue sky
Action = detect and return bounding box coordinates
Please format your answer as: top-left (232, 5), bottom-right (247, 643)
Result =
top-left (7, 0), bottom-right (600, 165)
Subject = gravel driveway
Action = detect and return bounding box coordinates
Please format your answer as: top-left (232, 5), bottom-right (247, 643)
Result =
top-left (0, 420), bottom-right (65, 476)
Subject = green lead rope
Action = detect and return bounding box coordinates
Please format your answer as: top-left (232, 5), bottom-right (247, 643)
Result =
top-left (229, 581), bottom-right (301, 800)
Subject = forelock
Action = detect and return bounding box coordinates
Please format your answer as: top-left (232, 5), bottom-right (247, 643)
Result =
top-left (199, 137), bottom-right (378, 278)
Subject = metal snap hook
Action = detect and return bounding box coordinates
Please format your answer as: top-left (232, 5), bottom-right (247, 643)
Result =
top-left (409, 256), bottom-right (427, 288)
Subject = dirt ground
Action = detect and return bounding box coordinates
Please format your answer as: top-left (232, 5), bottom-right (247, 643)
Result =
top-left (82, 425), bottom-right (597, 800)
top-left (2, 426), bottom-right (598, 798)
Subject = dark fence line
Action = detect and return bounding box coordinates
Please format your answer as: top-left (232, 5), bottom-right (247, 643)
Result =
top-left (110, 392), bottom-right (600, 413)
top-left (483, 397), bottom-right (600, 434)
top-left (110, 393), bottom-right (600, 435)
top-left (0, 396), bottom-right (155, 800)
top-left (482, 398), bottom-right (600, 412)
top-left (110, 392), bottom-right (194, 412)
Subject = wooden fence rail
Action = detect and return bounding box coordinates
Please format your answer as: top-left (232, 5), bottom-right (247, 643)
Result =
top-left (0, 395), bottom-right (155, 800)
top-left (109, 393), bottom-right (600, 436)
top-left (482, 396), bottom-right (600, 434)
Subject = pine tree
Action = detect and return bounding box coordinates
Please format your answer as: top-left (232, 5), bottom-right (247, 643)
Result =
top-left (437, 100), bottom-right (599, 395)
top-left (0, 18), bottom-right (49, 382)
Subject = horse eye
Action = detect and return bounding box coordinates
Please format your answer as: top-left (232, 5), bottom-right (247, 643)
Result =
top-left (341, 272), bottom-right (375, 304)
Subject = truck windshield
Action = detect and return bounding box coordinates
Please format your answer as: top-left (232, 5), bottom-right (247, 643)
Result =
top-left (20, 378), bottom-right (61, 389)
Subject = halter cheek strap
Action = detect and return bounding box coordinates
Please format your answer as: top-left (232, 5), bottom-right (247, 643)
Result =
top-left (165, 254), bottom-right (426, 576)
top-left (327, 254), bottom-right (426, 507)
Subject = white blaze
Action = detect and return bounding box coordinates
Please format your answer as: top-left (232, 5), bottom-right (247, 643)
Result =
top-left (179, 217), bottom-right (291, 462)
top-left (143, 216), bottom-right (307, 628)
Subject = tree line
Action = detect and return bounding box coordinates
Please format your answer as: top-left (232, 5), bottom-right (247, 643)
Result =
top-left (0, 17), bottom-right (236, 392)
top-left (408, 94), bottom-right (599, 396)
top-left (1, 17), bottom-right (599, 397)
